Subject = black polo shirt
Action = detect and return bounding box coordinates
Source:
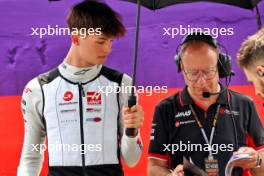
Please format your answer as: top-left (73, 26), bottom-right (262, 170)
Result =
top-left (148, 85), bottom-right (264, 176)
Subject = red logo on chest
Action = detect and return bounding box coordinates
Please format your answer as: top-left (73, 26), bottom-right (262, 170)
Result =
top-left (63, 91), bottom-right (73, 101)
top-left (87, 92), bottom-right (102, 105)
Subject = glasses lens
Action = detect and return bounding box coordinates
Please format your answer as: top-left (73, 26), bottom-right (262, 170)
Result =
top-left (185, 68), bottom-right (217, 81)
top-left (203, 69), bottom-right (217, 80)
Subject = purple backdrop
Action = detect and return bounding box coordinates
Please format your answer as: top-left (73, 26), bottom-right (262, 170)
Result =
top-left (0, 0), bottom-right (263, 96)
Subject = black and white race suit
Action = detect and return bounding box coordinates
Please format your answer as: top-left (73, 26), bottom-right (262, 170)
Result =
top-left (17, 62), bottom-right (143, 176)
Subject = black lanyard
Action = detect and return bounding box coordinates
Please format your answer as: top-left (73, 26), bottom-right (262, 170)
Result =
top-left (189, 104), bottom-right (221, 159)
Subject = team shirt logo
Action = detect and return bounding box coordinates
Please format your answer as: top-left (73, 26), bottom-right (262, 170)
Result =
top-left (86, 117), bottom-right (102, 122)
top-left (86, 108), bottom-right (101, 113)
top-left (175, 110), bottom-right (191, 118)
top-left (63, 91), bottom-right (73, 101)
top-left (87, 92), bottom-right (102, 105)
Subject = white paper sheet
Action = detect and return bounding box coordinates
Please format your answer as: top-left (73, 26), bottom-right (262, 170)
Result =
top-left (225, 153), bottom-right (252, 176)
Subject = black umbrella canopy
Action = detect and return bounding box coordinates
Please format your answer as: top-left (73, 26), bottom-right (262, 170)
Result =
top-left (121, 0), bottom-right (262, 89)
top-left (121, 0), bottom-right (261, 10)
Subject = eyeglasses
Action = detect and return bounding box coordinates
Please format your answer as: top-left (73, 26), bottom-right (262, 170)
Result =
top-left (182, 66), bottom-right (218, 82)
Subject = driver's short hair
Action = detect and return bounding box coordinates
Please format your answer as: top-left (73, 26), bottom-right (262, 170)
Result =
top-left (67, 0), bottom-right (126, 38)
top-left (237, 29), bottom-right (264, 68)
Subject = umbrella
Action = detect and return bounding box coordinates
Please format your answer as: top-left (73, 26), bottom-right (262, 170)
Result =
top-left (122, 0), bottom-right (261, 10)
top-left (122, 0), bottom-right (262, 28)
top-left (121, 0), bottom-right (263, 135)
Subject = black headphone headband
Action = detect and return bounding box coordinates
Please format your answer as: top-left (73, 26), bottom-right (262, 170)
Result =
top-left (174, 32), bottom-right (233, 78)
top-left (181, 33), bottom-right (218, 49)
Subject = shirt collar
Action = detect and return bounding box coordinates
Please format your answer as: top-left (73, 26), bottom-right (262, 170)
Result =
top-left (58, 62), bottom-right (102, 83)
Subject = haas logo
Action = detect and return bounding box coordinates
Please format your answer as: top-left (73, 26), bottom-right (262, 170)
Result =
top-left (175, 110), bottom-right (191, 118)
top-left (87, 92), bottom-right (101, 105)
top-left (63, 91), bottom-right (73, 101)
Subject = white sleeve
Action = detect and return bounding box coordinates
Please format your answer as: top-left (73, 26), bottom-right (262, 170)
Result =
top-left (17, 78), bottom-right (46, 176)
top-left (119, 73), bottom-right (143, 168)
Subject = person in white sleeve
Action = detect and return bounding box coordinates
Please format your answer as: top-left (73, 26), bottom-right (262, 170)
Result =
top-left (17, 1), bottom-right (144, 175)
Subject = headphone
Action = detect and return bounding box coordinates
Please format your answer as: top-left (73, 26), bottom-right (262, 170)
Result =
top-left (175, 33), bottom-right (239, 152)
top-left (174, 32), bottom-right (233, 78)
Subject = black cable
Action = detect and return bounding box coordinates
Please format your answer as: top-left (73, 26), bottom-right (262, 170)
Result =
top-left (215, 42), bottom-right (238, 151)
top-left (227, 95), bottom-right (240, 175)
top-left (227, 94), bottom-right (239, 151)
top-left (224, 71), bottom-right (238, 151)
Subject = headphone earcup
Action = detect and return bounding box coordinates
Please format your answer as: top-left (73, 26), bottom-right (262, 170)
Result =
top-left (174, 54), bottom-right (181, 72)
top-left (218, 53), bottom-right (232, 78)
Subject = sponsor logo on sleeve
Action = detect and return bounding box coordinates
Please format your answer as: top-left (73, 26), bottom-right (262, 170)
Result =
top-left (24, 88), bottom-right (32, 94)
top-left (150, 123), bottom-right (156, 140)
top-left (22, 99), bottom-right (26, 106)
top-left (137, 138), bottom-right (143, 150)
top-left (22, 108), bottom-right (26, 115)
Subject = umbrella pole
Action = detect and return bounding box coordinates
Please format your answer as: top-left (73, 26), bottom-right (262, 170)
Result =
top-left (131, 0), bottom-right (141, 91)
top-left (126, 0), bottom-right (141, 136)
top-left (256, 5), bottom-right (262, 30)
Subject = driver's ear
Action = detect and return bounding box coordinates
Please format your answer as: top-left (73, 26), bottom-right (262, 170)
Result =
top-left (71, 35), bottom-right (79, 46)
top-left (256, 65), bottom-right (264, 77)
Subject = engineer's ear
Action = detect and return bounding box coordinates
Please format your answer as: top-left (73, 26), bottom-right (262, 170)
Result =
top-left (256, 65), bottom-right (264, 77)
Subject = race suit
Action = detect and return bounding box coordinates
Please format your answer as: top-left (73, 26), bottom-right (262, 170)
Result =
top-left (17, 62), bottom-right (143, 176)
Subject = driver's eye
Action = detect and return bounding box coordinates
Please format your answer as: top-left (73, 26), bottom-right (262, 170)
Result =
top-left (97, 41), bottom-right (105, 44)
